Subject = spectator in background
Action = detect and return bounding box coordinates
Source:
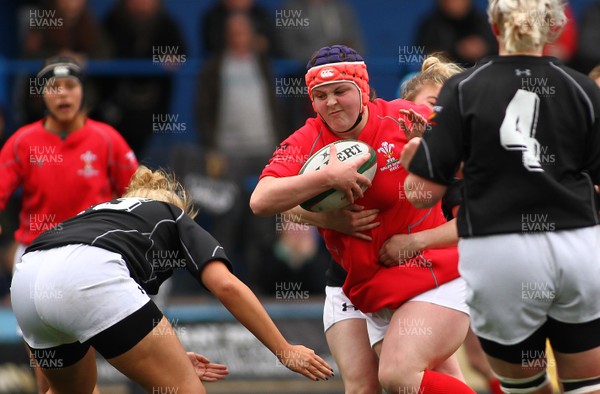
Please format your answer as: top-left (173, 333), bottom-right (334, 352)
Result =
top-left (590, 65), bottom-right (600, 87)
top-left (201, 0), bottom-right (281, 57)
top-left (22, 0), bottom-right (110, 62)
top-left (196, 12), bottom-right (285, 288)
top-left (100, 0), bottom-right (186, 157)
top-left (17, 0), bottom-right (110, 126)
top-left (416, 0), bottom-right (497, 68)
top-left (576, 0), bottom-right (600, 74)
top-left (277, 0), bottom-right (364, 63)
top-left (257, 221), bottom-right (327, 295)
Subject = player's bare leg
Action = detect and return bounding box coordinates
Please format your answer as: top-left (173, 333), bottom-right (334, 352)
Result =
top-left (28, 344), bottom-right (100, 394)
top-left (375, 301), bottom-right (471, 393)
top-left (371, 319), bottom-right (465, 383)
top-left (463, 328), bottom-right (496, 378)
top-left (326, 318), bottom-right (381, 394)
top-left (39, 346), bottom-right (98, 394)
top-left (554, 347), bottom-right (600, 394)
top-left (463, 328), bottom-right (502, 393)
top-left (432, 351), bottom-right (465, 382)
top-left (107, 316), bottom-right (205, 393)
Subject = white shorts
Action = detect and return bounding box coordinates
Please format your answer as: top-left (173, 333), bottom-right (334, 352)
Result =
top-left (365, 278), bottom-right (469, 347)
top-left (323, 286), bottom-right (367, 333)
top-left (12, 243), bottom-right (27, 337)
top-left (11, 244), bottom-right (153, 349)
top-left (459, 226), bottom-right (600, 345)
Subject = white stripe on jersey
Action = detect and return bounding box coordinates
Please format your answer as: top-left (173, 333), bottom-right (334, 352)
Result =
top-left (457, 61), bottom-right (494, 116)
top-left (91, 229), bottom-right (140, 246)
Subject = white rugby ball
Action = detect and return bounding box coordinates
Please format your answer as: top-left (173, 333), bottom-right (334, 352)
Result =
top-left (299, 140), bottom-right (377, 212)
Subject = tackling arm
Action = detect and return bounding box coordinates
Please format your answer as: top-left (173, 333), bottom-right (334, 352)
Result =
top-left (201, 260), bottom-right (333, 381)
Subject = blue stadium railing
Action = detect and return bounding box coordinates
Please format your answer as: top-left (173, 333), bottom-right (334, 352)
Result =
top-left (0, 301), bottom-right (325, 344)
top-left (0, 57), bottom-right (406, 150)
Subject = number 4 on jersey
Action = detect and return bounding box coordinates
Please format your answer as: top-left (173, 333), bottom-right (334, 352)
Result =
top-left (499, 89), bottom-right (543, 172)
top-left (92, 198), bottom-right (147, 212)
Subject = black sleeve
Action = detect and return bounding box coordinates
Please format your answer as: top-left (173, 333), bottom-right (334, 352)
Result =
top-left (177, 213), bottom-right (233, 286)
top-left (409, 77), bottom-right (465, 185)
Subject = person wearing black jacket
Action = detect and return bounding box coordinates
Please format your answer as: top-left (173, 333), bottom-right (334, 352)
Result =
top-left (416, 0), bottom-right (497, 68)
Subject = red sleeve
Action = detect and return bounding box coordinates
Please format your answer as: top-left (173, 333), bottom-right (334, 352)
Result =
top-left (260, 120), bottom-right (323, 180)
top-left (104, 124), bottom-right (138, 196)
top-left (0, 131), bottom-right (24, 210)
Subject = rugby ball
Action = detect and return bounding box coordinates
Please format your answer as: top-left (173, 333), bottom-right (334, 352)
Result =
top-left (299, 140), bottom-right (377, 212)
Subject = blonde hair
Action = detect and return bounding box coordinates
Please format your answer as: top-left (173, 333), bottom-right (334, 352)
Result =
top-left (123, 165), bottom-right (197, 219)
top-left (487, 0), bottom-right (566, 54)
top-left (403, 54), bottom-right (464, 101)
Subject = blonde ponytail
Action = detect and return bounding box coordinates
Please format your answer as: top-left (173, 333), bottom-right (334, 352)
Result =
top-left (488, 0), bottom-right (566, 54)
top-left (123, 165), bottom-right (197, 219)
top-left (403, 54), bottom-right (464, 101)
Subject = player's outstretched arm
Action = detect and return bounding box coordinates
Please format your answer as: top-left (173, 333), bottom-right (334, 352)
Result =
top-left (200, 260), bottom-right (334, 381)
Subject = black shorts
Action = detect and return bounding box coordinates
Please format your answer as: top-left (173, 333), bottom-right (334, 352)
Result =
top-left (478, 316), bottom-right (600, 364)
top-left (29, 301), bottom-right (163, 368)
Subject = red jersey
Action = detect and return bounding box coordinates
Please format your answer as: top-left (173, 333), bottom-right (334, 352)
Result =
top-left (261, 99), bottom-right (459, 313)
top-left (0, 119), bottom-right (138, 245)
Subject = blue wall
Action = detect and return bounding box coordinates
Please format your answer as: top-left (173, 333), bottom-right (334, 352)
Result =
top-left (86, 0), bottom-right (595, 113)
top-left (2, 0), bottom-right (596, 153)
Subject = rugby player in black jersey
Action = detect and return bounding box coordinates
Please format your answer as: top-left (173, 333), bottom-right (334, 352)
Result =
top-left (11, 166), bottom-right (333, 393)
top-left (402, 0), bottom-right (600, 393)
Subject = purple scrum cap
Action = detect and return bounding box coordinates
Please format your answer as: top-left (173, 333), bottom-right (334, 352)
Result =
top-left (306, 45), bottom-right (365, 70)
top-left (305, 45), bottom-right (370, 108)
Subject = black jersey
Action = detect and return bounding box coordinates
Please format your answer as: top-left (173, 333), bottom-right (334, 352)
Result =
top-left (26, 198), bottom-right (231, 294)
top-left (409, 56), bottom-right (600, 237)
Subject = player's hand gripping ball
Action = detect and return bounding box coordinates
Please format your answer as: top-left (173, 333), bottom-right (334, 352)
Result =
top-left (299, 140), bottom-right (377, 212)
